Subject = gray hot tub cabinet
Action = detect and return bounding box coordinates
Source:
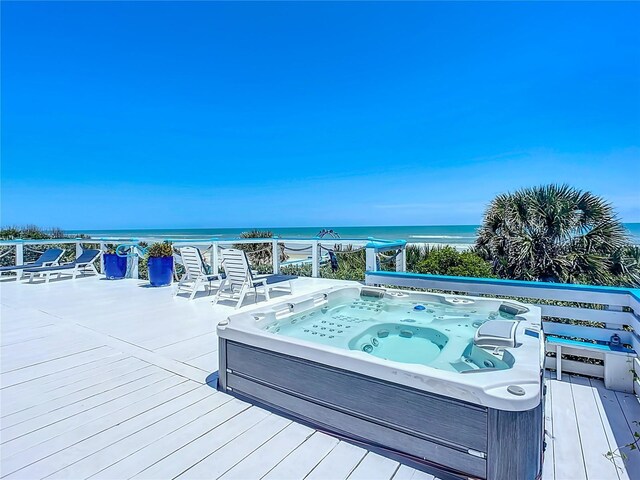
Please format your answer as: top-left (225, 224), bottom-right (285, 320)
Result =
top-left (218, 340), bottom-right (544, 480)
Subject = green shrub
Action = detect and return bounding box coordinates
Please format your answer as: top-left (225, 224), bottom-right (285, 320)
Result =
top-left (104, 244), bottom-right (118, 254)
top-left (233, 230), bottom-right (288, 268)
top-left (414, 246), bottom-right (494, 278)
top-left (147, 242), bottom-right (173, 258)
top-left (281, 263), bottom-right (312, 277)
top-left (0, 225), bottom-right (66, 240)
top-left (0, 225), bottom-right (73, 269)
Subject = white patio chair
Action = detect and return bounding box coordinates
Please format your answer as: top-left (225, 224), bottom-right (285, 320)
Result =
top-left (0, 248), bottom-right (64, 280)
top-left (174, 246), bottom-right (221, 300)
top-left (213, 248), bottom-right (294, 309)
top-left (23, 249), bottom-right (101, 283)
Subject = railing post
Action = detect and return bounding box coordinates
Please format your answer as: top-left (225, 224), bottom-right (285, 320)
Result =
top-left (556, 345), bottom-right (563, 380)
top-left (272, 237), bottom-right (280, 275)
top-left (15, 242), bottom-right (24, 267)
top-left (75, 240), bottom-right (82, 258)
top-left (130, 245), bottom-right (139, 279)
top-left (99, 241), bottom-right (105, 273)
top-left (212, 241), bottom-right (219, 275)
top-left (365, 245), bottom-right (377, 272)
top-left (396, 248), bottom-right (406, 272)
top-left (312, 240), bottom-right (319, 278)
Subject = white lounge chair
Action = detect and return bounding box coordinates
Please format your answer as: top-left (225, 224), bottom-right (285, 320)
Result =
top-left (0, 248), bottom-right (64, 279)
top-left (213, 248), bottom-right (295, 309)
top-left (23, 249), bottom-right (101, 283)
top-left (174, 246), bottom-right (221, 300)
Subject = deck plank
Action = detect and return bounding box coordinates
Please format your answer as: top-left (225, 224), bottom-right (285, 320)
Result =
top-left (2, 277), bottom-right (637, 480)
top-left (569, 375), bottom-right (621, 480)
top-left (305, 441), bottom-right (368, 480)
top-left (0, 373), bottom-right (178, 459)
top-left (0, 353), bottom-right (128, 398)
top-left (549, 376), bottom-right (587, 479)
top-left (184, 351), bottom-right (219, 373)
top-left (155, 332), bottom-right (218, 362)
top-left (0, 325), bottom-right (62, 347)
top-left (347, 452), bottom-right (400, 480)
top-left (262, 431), bottom-right (340, 480)
top-left (541, 370), bottom-right (555, 480)
top-left (1, 379), bottom-right (194, 478)
top-left (46, 386), bottom-right (226, 479)
top-left (0, 347), bottom-right (121, 388)
top-left (89, 399), bottom-right (251, 479)
top-left (392, 465), bottom-right (436, 480)
top-left (133, 406), bottom-right (271, 479)
top-left (586, 379), bottom-right (632, 480)
top-left (175, 413), bottom-right (292, 479)
top-left (216, 422), bottom-right (314, 480)
top-left (613, 388), bottom-right (640, 479)
top-left (1, 358), bottom-right (151, 418)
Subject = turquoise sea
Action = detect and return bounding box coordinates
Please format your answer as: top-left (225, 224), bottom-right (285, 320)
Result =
top-left (72, 224), bottom-right (640, 247)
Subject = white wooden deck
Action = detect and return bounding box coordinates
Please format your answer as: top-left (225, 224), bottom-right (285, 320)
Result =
top-left (1, 276), bottom-right (639, 480)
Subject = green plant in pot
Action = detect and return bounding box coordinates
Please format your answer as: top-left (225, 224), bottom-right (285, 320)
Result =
top-left (146, 242), bottom-right (174, 287)
top-left (103, 245), bottom-right (129, 280)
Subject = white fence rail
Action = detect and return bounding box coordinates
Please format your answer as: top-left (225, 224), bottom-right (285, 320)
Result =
top-left (0, 236), bottom-right (408, 280)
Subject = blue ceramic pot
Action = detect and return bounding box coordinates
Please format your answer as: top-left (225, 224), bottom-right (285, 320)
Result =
top-left (103, 253), bottom-right (127, 279)
top-left (148, 256), bottom-right (173, 287)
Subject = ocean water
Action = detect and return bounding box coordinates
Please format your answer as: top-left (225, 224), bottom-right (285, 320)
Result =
top-left (71, 223), bottom-right (640, 247)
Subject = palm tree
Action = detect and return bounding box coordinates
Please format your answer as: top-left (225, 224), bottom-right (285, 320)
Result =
top-left (475, 184), bottom-right (639, 286)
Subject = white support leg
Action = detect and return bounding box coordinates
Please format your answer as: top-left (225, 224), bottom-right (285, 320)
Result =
top-left (396, 248), bottom-right (407, 272)
top-left (130, 249), bottom-right (139, 279)
top-left (272, 238), bottom-right (280, 275)
top-left (189, 278), bottom-right (202, 300)
top-left (236, 285), bottom-right (249, 309)
top-left (16, 243), bottom-right (24, 266)
top-left (99, 242), bottom-right (105, 274)
top-left (16, 243), bottom-right (24, 279)
top-left (556, 345), bottom-right (562, 380)
top-left (212, 242), bottom-right (219, 276)
top-left (311, 241), bottom-right (319, 278)
top-left (365, 247), bottom-right (377, 272)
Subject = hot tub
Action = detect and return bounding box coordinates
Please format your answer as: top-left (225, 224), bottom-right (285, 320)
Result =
top-left (217, 285), bottom-right (545, 480)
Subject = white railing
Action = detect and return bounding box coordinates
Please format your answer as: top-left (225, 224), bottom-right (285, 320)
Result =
top-left (365, 271), bottom-right (640, 393)
top-left (0, 236), bottom-right (408, 280)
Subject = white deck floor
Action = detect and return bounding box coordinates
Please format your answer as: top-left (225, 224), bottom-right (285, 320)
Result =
top-left (1, 275), bottom-right (639, 480)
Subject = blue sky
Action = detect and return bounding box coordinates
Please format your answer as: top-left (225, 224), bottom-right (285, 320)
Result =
top-left (2, 1), bottom-right (639, 229)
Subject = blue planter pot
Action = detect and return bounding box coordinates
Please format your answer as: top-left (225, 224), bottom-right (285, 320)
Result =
top-left (148, 256), bottom-right (173, 287)
top-left (103, 253), bottom-right (127, 280)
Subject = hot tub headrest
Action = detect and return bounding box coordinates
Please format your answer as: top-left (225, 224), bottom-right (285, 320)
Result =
top-left (474, 320), bottom-right (519, 348)
top-left (360, 287), bottom-right (386, 298)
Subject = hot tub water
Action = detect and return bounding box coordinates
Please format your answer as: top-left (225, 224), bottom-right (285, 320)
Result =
top-left (263, 295), bottom-right (519, 372)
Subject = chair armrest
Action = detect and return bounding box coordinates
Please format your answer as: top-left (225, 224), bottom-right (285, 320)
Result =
top-left (251, 278), bottom-right (268, 287)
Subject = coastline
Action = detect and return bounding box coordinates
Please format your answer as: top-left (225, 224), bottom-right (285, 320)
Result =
top-left (69, 223), bottom-right (640, 249)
